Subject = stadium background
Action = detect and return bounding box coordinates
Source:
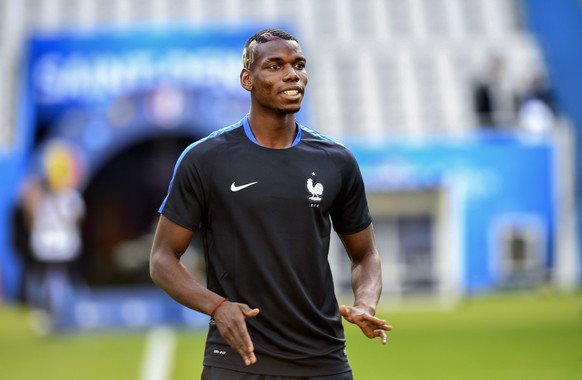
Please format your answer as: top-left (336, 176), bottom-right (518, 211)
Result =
top-left (0, 0), bottom-right (581, 378)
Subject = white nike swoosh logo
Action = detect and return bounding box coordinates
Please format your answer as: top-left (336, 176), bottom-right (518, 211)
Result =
top-left (230, 181), bottom-right (258, 192)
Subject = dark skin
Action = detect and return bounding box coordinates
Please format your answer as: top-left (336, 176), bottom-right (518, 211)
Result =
top-left (240, 39), bottom-right (307, 148)
top-left (150, 38), bottom-right (391, 368)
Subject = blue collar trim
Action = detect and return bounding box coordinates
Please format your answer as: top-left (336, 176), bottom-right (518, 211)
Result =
top-left (242, 114), bottom-right (302, 147)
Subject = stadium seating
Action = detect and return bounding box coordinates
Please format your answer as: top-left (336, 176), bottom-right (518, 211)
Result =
top-left (0, 0), bottom-right (545, 146)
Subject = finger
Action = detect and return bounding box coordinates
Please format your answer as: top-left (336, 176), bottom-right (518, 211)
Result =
top-left (339, 305), bottom-right (348, 317)
top-left (216, 309), bottom-right (257, 365)
top-left (375, 329), bottom-right (387, 344)
top-left (236, 324), bottom-right (255, 360)
top-left (244, 308), bottom-right (260, 317)
top-left (358, 312), bottom-right (386, 324)
top-left (241, 308), bottom-right (259, 354)
top-left (230, 332), bottom-right (255, 366)
top-left (339, 305), bottom-right (352, 323)
top-left (243, 352), bottom-right (256, 366)
top-left (242, 321), bottom-right (260, 360)
top-left (361, 317), bottom-right (392, 332)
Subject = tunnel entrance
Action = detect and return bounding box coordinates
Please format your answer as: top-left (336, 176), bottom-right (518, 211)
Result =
top-left (81, 135), bottom-right (198, 286)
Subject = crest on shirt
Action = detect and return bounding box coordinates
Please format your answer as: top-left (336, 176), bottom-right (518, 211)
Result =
top-left (306, 173), bottom-right (324, 203)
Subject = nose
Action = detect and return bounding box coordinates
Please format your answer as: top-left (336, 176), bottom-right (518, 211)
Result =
top-left (283, 65), bottom-right (300, 82)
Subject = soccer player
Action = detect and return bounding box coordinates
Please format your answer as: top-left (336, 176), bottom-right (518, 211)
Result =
top-left (150, 28), bottom-right (392, 379)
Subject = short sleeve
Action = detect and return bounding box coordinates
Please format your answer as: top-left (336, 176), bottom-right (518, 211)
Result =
top-left (158, 148), bottom-right (206, 231)
top-left (330, 149), bottom-right (372, 235)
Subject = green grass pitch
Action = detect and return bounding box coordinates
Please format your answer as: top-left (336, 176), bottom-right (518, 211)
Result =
top-left (0, 291), bottom-right (580, 379)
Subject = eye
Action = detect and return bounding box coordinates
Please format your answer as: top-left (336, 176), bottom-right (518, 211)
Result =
top-left (269, 64), bottom-right (281, 70)
top-left (295, 62), bottom-right (306, 69)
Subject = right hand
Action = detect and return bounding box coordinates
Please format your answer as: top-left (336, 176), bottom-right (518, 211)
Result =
top-left (212, 301), bottom-right (260, 366)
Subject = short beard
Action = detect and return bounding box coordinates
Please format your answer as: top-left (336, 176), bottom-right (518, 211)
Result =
top-left (278, 106), bottom-right (301, 115)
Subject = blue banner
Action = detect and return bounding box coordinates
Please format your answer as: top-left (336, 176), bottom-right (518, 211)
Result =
top-left (0, 25), bottom-right (267, 314)
top-left (348, 132), bottom-right (554, 292)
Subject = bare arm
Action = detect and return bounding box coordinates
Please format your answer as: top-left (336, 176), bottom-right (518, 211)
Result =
top-left (149, 215), bottom-right (214, 311)
top-left (150, 215), bottom-right (259, 365)
top-left (338, 223), bottom-right (392, 343)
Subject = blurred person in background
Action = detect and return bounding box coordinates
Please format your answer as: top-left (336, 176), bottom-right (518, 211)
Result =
top-left (517, 72), bottom-right (557, 134)
top-left (150, 28), bottom-right (391, 379)
top-left (472, 54), bottom-right (516, 129)
top-left (20, 142), bottom-right (86, 333)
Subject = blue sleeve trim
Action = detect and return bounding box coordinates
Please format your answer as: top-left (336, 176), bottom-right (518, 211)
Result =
top-left (159, 118), bottom-right (244, 212)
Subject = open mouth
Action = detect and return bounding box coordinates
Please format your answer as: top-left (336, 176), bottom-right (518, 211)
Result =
top-left (282, 89), bottom-right (300, 96)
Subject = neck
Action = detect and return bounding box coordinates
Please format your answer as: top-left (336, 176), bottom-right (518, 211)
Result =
top-left (247, 111), bottom-right (297, 149)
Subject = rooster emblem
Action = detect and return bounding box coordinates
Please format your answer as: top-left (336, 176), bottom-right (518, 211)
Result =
top-left (306, 178), bottom-right (324, 201)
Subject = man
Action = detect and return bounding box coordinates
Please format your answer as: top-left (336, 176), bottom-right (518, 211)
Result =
top-left (150, 28), bottom-right (391, 379)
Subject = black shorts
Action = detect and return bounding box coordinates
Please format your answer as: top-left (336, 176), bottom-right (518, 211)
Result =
top-left (201, 366), bottom-right (354, 380)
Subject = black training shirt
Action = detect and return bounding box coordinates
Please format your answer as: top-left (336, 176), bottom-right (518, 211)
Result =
top-left (159, 115), bottom-right (372, 376)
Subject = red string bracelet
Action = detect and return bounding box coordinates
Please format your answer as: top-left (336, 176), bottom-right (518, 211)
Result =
top-left (210, 298), bottom-right (229, 318)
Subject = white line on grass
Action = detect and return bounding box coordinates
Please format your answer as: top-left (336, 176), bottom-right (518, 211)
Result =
top-left (140, 326), bottom-right (176, 380)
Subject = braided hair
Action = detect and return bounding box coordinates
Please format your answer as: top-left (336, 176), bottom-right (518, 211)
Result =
top-left (242, 28), bottom-right (299, 70)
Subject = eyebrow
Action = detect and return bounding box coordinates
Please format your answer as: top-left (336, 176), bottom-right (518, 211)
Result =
top-left (263, 56), bottom-right (306, 64)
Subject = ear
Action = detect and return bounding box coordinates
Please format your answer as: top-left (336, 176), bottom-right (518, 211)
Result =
top-left (240, 68), bottom-right (253, 91)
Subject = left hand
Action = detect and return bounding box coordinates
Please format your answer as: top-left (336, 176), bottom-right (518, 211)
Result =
top-left (339, 305), bottom-right (393, 344)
